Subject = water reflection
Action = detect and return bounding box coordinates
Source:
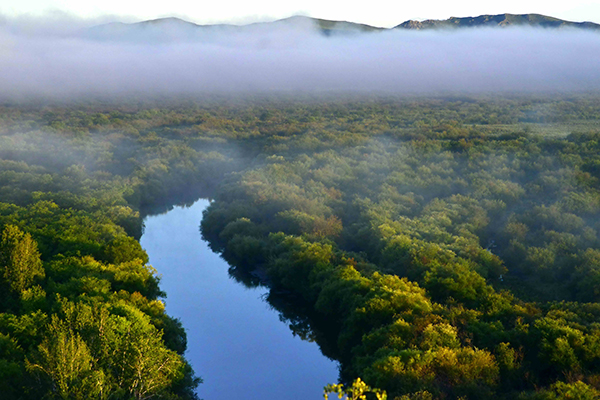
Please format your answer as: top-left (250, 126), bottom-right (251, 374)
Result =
top-left (141, 199), bottom-right (339, 400)
top-left (224, 245), bottom-right (341, 362)
top-left (263, 290), bottom-right (341, 363)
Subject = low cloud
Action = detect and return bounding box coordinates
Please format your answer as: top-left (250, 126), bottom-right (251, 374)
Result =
top-left (1, 15), bottom-right (600, 99)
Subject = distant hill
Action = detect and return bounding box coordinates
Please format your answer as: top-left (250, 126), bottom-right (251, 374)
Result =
top-left (395, 13), bottom-right (600, 30)
top-left (272, 16), bottom-right (383, 34)
top-left (86, 13), bottom-right (600, 41)
top-left (86, 16), bottom-right (382, 41)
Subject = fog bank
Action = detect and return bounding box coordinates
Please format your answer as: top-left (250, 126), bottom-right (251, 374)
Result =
top-left (1, 16), bottom-right (600, 98)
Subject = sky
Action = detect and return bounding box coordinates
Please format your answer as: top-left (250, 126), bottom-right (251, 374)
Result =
top-left (1, 0), bottom-right (600, 27)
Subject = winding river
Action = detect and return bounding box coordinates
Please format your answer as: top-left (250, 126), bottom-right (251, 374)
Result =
top-left (140, 199), bottom-right (339, 399)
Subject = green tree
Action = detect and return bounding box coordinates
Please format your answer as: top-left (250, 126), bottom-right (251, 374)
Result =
top-left (25, 316), bottom-right (106, 400)
top-left (324, 377), bottom-right (387, 400)
top-left (0, 225), bottom-right (44, 308)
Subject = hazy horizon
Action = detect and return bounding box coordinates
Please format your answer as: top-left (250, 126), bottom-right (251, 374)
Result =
top-left (3, 0), bottom-right (600, 29)
top-left (1, 15), bottom-right (600, 99)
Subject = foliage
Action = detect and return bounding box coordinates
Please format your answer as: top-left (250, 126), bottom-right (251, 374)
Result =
top-left (3, 94), bottom-right (600, 398)
top-left (324, 377), bottom-right (387, 400)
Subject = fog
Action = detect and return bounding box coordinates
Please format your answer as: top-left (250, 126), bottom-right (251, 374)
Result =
top-left (1, 15), bottom-right (600, 98)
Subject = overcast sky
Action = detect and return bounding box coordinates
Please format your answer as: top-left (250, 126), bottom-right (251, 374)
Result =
top-left (1, 0), bottom-right (600, 27)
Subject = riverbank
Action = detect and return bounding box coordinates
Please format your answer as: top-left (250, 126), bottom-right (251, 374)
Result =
top-left (141, 199), bottom-right (339, 399)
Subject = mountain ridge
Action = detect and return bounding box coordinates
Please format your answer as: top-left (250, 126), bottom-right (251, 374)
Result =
top-left (87, 13), bottom-right (600, 40)
top-left (396, 13), bottom-right (600, 30)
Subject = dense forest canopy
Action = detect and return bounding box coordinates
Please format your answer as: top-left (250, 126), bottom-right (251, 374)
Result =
top-left (1, 94), bottom-right (600, 399)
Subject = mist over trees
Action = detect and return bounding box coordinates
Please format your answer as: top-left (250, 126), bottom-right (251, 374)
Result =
top-left (0, 95), bottom-right (599, 398)
top-left (197, 96), bottom-right (600, 399)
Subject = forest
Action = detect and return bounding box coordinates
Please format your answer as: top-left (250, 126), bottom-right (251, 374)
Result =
top-left (0, 94), bottom-right (600, 399)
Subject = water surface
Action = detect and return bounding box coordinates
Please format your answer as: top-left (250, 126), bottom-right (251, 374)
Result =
top-left (141, 199), bottom-right (339, 399)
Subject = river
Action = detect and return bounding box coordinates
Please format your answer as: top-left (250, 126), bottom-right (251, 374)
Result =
top-left (140, 199), bottom-right (339, 399)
